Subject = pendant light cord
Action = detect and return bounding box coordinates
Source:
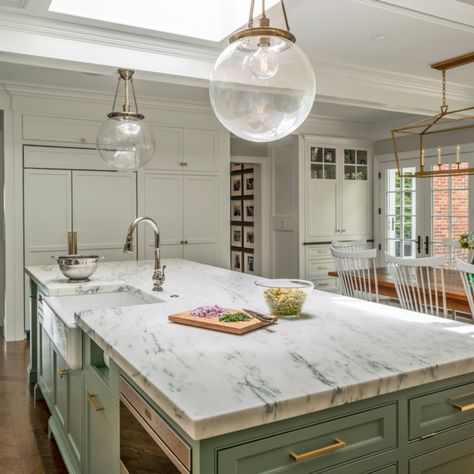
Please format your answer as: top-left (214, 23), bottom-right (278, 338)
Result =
top-left (111, 76), bottom-right (121, 113)
top-left (247, 0), bottom-right (291, 32)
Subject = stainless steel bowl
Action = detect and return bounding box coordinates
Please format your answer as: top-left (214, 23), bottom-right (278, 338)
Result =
top-left (52, 255), bottom-right (105, 282)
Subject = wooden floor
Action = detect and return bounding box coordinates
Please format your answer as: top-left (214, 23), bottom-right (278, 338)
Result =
top-left (0, 335), bottom-right (67, 474)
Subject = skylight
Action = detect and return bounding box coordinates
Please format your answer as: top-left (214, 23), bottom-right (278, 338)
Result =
top-left (49, 0), bottom-right (280, 42)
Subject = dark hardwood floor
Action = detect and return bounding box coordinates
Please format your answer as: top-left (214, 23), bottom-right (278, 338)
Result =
top-left (0, 335), bottom-right (67, 474)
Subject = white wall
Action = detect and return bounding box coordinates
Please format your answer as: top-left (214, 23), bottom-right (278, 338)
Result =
top-left (0, 112), bottom-right (4, 337)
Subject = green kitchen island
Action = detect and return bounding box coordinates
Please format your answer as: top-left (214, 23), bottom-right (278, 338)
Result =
top-left (26, 259), bottom-right (474, 473)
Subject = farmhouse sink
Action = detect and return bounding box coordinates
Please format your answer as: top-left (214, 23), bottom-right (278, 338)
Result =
top-left (41, 290), bottom-right (163, 370)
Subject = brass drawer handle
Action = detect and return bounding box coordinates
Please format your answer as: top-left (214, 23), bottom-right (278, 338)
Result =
top-left (58, 368), bottom-right (68, 378)
top-left (453, 401), bottom-right (474, 412)
top-left (87, 391), bottom-right (104, 412)
top-left (289, 438), bottom-right (346, 462)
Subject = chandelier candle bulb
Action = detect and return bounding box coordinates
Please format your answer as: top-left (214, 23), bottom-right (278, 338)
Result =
top-left (421, 149), bottom-right (425, 168)
top-left (437, 147), bottom-right (442, 166)
top-left (456, 144), bottom-right (461, 164)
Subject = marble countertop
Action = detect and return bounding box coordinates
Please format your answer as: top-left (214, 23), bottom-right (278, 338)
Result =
top-left (26, 259), bottom-right (474, 440)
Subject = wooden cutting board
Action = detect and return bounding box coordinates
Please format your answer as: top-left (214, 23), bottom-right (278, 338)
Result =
top-left (169, 309), bottom-right (277, 335)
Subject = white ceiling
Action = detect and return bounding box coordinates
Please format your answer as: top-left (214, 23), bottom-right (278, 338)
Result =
top-left (0, 0), bottom-right (473, 120)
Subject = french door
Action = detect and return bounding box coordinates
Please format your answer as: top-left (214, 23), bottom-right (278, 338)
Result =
top-left (379, 150), bottom-right (473, 259)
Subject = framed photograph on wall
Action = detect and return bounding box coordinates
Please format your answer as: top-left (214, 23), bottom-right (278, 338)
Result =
top-left (231, 200), bottom-right (243, 221)
top-left (243, 200), bottom-right (255, 222)
top-left (231, 175), bottom-right (242, 196)
top-left (231, 226), bottom-right (243, 246)
top-left (244, 253), bottom-right (255, 274)
top-left (231, 163), bottom-right (243, 172)
top-left (243, 174), bottom-right (255, 196)
top-left (244, 227), bottom-right (255, 249)
top-left (231, 251), bottom-right (243, 272)
top-left (243, 164), bottom-right (254, 171)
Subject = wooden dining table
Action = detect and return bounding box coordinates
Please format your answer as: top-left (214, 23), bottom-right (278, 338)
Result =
top-left (328, 267), bottom-right (471, 314)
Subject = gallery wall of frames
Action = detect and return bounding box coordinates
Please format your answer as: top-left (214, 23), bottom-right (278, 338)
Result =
top-left (230, 163), bottom-right (259, 275)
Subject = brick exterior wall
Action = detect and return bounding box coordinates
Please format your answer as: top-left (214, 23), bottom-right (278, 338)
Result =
top-left (432, 165), bottom-right (469, 256)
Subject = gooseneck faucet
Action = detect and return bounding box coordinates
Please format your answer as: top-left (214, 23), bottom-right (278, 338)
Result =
top-left (123, 217), bottom-right (166, 291)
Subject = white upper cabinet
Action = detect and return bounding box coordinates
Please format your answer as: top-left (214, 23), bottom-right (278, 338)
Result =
top-left (305, 138), bottom-right (372, 241)
top-left (24, 169), bottom-right (72, 265)
top-left (23, 115), bottom-right (101, 145)
top-left (143, 173), bottom-right (219, 266)
top-left (145, 126), bottom-right (182, 171)
top-left (182, 129), bottom-right (218, 172)
top-left (143, 173), bottom-right (184, 259)
top-left (72, 171), bottom-right (137, 261)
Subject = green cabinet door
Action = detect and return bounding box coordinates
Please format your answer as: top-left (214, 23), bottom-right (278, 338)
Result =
top-left (38, 323), bottom-right (53, 408)
top-left (409, 436), bottom-right (474, 473)
top-left (53, 350), bottom-right (68, 431)
top-left (84, 371), bottom-right (119, 474)
top-left (68, 369), bottom-right (83, 471)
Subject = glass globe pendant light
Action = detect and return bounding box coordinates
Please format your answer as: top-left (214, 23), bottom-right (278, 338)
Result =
top-left (209, 0), bottom-right (316, 143)
top-left (97, 69), bottom-right (155, 171)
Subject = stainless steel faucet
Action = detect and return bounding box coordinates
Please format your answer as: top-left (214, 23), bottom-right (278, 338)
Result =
top-left (123, 217), bottom-right (166, 291)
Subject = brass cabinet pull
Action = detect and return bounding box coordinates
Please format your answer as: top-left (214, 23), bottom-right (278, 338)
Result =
top-left (289, 438), bottom-right (346, 462)
top-left (68, 232), bottom-right (73, 254)
top-left (451, 392), bottom-right (474, 412)
top-left (453, 401), bottom-right (474, 412)
top-left (73, 231), bottom-right (78, 254)
top-left (86, 391), bottom-right (104, 412)
top-left (58, 368), bottom-right (68, 378)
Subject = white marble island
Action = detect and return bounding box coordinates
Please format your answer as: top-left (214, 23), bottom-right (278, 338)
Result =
top-left (26, 259), bottom-right (474, 473)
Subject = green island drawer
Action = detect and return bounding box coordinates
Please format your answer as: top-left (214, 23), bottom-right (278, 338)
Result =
top-left (217, 404), bottom-right (397, 474)
top-left (409, 436), bottom-right (474, 473)
top-left (409, 382), bottom-right (474, 440)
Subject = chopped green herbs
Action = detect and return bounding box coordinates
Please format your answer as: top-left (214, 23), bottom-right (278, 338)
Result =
top-left (219, 312), bottom-right (253, 323)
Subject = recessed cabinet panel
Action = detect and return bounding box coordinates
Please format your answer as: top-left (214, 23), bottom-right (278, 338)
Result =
top-left (146, 126), bottom-right (182, 171)
top-left (183, 129), bottom-right (218, 172)
top-left (53, 350), bottom-right (68, 431)
top-left (24, 146), bottom-right (110, 171)
top-left (341, 181), bottom-right (370, 236)
top-left (144, 174), bottom-right (184, 260)
top-left (24, 169), bottom-right (72, 265)
top-left (23, 114), bottom-right (101, 144)
top-left (183, 176), bottom-right (218, 265)
top-left (72, 171), bottom-right (137, 261)
top-left (308, 179), bottom-right (338, 238)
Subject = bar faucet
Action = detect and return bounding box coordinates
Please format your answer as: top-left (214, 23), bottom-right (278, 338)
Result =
top-left (123, 217), bottom-right (166, 291)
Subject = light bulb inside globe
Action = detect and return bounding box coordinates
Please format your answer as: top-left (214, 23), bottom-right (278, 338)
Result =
top-left (249, 41), bottom-right (279, 79)
top-left (96, 116), bottom-right (155, 171)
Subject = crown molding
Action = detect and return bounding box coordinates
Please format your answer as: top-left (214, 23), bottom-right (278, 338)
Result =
top-left (1, 80), bottom-right (215, 114)
top-left (0, 11), bottom-right (219, 63)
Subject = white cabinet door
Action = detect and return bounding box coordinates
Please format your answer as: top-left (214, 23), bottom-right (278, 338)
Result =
top-left (341, 181), bottom-right (370, 237)
top-left (143, 174), bottom-right (184, 260)
top-left (72, 171), bottom-right (137, 261)
top-left (24, 169), bottom-right (72, 265)
top-left (183, 176), bottom-right (218, 265)
top-left (145, 126), bottom-right (182, 171)
top-left (183, 129), bottom-right (218, 172)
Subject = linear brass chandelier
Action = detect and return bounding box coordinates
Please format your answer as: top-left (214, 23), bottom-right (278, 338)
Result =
top-left (392, 51), bottom-right (474, 178)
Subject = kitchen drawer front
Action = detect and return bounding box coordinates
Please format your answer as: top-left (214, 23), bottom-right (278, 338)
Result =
top-left (409, 436), bottom-right (474, 473)
top-left (218, 404), bottom-right (397, 474)
top-left (409, 382), bottom-right (474, 440)
top-left (306, 245), bottom-right (332, 259)
top-left (312, 277), bottom-right (338, 291)
top-left (307, 259), bottom-right (335, 278)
